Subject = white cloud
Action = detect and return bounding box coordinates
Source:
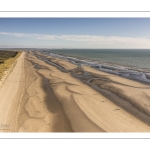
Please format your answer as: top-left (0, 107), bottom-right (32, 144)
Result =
top-left (0, 32), bottom-right (150, 48)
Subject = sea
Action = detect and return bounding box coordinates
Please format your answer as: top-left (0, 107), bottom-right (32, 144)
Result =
top-left (41, 49), bottom-right (150, 84)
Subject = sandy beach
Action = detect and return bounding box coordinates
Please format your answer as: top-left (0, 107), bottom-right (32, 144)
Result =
top-left (1, 50), bottom-right (150, 132)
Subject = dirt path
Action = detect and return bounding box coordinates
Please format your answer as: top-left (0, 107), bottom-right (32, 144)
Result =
top-left (0, 52), bottom-right (25, 132)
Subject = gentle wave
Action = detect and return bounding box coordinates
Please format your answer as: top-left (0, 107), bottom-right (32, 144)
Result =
top-left (42, 51), bottom-right (150, 85)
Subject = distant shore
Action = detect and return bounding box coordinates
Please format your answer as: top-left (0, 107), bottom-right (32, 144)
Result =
top-left (1, 50), bottom-right (150, 132)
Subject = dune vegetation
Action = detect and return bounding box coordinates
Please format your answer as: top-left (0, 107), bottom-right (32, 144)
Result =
top-left (0, 51), bottom-right (21, 79)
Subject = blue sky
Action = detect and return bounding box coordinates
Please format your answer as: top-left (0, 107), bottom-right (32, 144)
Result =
top-left (0, 18), bottom-right (150, 48)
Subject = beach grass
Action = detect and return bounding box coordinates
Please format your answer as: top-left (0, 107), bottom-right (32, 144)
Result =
top-left (0, 51), bottom-right (22, 79)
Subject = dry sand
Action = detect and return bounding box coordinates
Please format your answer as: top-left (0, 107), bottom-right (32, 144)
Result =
top-left (0, 52), bottom-right (25, 132)
top-left (1, 51), bottom-right (150, 132)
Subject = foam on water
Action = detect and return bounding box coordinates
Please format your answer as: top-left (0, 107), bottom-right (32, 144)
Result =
top-left (42, 50), bottom-right (150, 85)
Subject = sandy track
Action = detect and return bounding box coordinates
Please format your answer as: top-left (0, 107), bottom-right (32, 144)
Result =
top-left (0, 52), bottom-right (25, 132)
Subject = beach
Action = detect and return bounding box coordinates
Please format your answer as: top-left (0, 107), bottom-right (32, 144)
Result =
top-left (1, 50), bottom-right (150, 132)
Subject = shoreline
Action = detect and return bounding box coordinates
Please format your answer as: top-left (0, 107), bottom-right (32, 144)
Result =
top-left (1, 50), bottom-right (150, 132)
top-left (43, 51), bottom-right (150, 85)
top-left (44, 50), bottom-right (150, 71)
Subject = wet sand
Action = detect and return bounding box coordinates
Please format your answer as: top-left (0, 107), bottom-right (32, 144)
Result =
top-left (1, 51), bottom-right (150, 132)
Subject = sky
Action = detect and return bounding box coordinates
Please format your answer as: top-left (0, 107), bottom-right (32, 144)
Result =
top-left (0, 18), bottom-right (150, 49)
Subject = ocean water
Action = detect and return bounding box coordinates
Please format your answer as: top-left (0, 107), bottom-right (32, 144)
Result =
top-left (42, 49), bottom-right (150, 84)
top-left (46, 49), bottom-right (150, 70)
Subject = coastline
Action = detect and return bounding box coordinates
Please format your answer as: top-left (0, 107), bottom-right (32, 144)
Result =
top-left (1, 50), bottom-right (150, 132)
top-left (45, 51), bottom-right (150, 85)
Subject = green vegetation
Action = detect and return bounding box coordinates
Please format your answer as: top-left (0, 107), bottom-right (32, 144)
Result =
top-left (0, 51), bottom-right (22, 80)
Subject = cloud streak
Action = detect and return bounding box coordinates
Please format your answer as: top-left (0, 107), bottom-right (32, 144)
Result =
top-left (0, 32), bottom-right (150, 48)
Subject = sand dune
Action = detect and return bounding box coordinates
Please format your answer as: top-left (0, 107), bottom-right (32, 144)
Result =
top-left (1, 51), bottom-right (150, 132)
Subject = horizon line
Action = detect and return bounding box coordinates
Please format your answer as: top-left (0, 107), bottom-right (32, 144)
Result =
top-left (0, 48), bottom-right (150, 50)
